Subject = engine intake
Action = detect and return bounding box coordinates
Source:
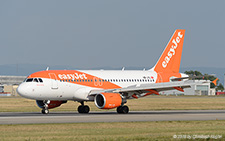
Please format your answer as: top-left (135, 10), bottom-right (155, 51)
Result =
top-left (94, 93), bottom-right (122, 109)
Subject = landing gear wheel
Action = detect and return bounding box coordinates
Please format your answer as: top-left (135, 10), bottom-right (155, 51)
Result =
top-left (78, 105), bottom-right (90, 114)
top-left (117, 106), bottom-right (129, 114)
top-left (41, 109), bottom-right (49, 114)
top-left (117, 106), bottom-right (123, 113)
top-left (121, 105), bottom-right (129, 114)
top-left (78, 105), bottom-right (83, 113)
top-left (83, 105), bottom-right (90, 113)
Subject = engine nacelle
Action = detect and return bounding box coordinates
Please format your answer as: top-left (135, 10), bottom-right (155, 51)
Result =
top-left (94, 93), bottom-right (122, 109)
top-left (36, 100), bottom-right (67, 109)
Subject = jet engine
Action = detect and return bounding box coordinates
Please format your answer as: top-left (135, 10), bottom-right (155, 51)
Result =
top-left (94, 93), bottom-right (122, 109)
top-left (36, 100), bottom-right (67, 109)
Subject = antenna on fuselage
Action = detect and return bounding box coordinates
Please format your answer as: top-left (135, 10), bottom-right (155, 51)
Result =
top-left (46, 67), bottom-right (49, 71)
top-left (122, 67), bottom-right (125, 71)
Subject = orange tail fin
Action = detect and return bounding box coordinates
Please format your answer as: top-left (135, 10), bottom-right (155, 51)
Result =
top-left (153, 29), bottom-right (185, 73)
top-left (212, 78), bottom-right (218, 86)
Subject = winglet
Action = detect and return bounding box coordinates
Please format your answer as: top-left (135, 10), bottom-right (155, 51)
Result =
top-left (212, 78), bottom-right (218, 86)
top-left (153, 29), bottom-right (185, 73)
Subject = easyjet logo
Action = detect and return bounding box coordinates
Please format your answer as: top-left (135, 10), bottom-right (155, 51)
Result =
top-left (162, 32), bottom-right (183, 68)
top-left (58, 73), bottom-right (87, 80)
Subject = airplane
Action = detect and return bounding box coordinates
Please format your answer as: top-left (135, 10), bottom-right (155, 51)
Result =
top-left (17, 29), bottom-right (193, 114)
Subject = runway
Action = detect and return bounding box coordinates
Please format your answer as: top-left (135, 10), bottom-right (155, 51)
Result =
top-left (0, 110), bottom-right (225, 124)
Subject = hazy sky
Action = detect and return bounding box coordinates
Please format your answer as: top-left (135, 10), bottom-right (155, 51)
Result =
top-left (0, 0), bottom-right (224, 69)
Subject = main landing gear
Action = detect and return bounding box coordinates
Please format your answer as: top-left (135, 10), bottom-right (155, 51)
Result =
top-left (78, 101), bottom-right (90, 114)
top-left (41, 100), bottom-right (50, 114)
top-left (117, 105), bottom-right (129, 114)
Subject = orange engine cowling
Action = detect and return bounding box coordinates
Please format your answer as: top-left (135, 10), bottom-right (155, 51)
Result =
top-left (36, 100), bottom-right (67, 109)
top-left (94, 93), bottom-right (122, 109)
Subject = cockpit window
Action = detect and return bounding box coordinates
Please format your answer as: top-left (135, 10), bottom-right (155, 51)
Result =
top-left (25, 78), bottom-right (43, 83)
top-left (26, 78), bottom-right (33, 82)
top-left (33, 78), bottom-right (39, 82)
top-left (38, 78), bottom-right (43, 83)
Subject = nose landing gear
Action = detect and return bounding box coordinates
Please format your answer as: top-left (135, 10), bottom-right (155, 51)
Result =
top-left (41, 108), bottom-right (49, 114)
top-left (41, 100), bottom-right (50, 114)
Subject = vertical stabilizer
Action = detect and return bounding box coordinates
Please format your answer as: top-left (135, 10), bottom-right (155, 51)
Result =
top-left (153, 29), bottom-right (185, 73)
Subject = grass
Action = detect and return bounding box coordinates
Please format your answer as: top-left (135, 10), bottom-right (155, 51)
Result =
top-left (0, 121), bottom-right (224, 140)
top-left (1, 95), bottom-right (225, 112)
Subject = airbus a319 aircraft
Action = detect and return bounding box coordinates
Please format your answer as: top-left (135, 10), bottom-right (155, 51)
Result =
top-left (17, 29), bottom-right (192, 114)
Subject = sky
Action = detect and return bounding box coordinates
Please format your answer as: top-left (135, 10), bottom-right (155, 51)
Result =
top-left (0, 0), bottom-right (224, 69)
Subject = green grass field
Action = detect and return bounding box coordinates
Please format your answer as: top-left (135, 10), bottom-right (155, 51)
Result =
top-left (1, 96), bottom-right (225, 140)
top-left (0, 121), bottom-right (224, 140)
top-left (1, 95), bottom-right (225, 112)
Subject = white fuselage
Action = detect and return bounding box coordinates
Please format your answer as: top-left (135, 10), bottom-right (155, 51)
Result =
top-left (17, 69), bottom-right (187, 101)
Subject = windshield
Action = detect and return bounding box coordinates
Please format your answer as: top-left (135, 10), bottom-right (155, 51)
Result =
top-left (25, 78), bottom-right (43, 83)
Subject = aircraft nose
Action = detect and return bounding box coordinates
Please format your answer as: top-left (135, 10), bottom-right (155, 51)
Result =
top-left (17, 84), bottom-right (28, 98)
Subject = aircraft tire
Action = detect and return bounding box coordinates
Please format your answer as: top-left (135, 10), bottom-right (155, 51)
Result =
top-left (117, 106), bottom-right (123, 113)
top-left (121, 105), bottom-right (129, 114)
top-left (83, 105), bottom-right (90, 113)
top-left (78, 105), bottom-right (84, 113)
top-left (41, 109), bottom-right (49, 114)
top-left (117, 106), bottom-right (129, 114)
top-left (78, 105), bottom-right (90, 114)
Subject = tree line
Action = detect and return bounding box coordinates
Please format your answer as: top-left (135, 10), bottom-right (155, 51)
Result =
top-left (184, 70), bottom-right (224, 91)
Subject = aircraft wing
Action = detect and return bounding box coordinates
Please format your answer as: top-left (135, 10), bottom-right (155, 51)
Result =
top-left (89, 81), bottom-right (202, 98)
top-left (170, 76), bottom-right (204, 81)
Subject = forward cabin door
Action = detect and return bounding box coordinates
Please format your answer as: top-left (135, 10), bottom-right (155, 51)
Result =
top-left (49, 73), bottom-right (58, 89)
